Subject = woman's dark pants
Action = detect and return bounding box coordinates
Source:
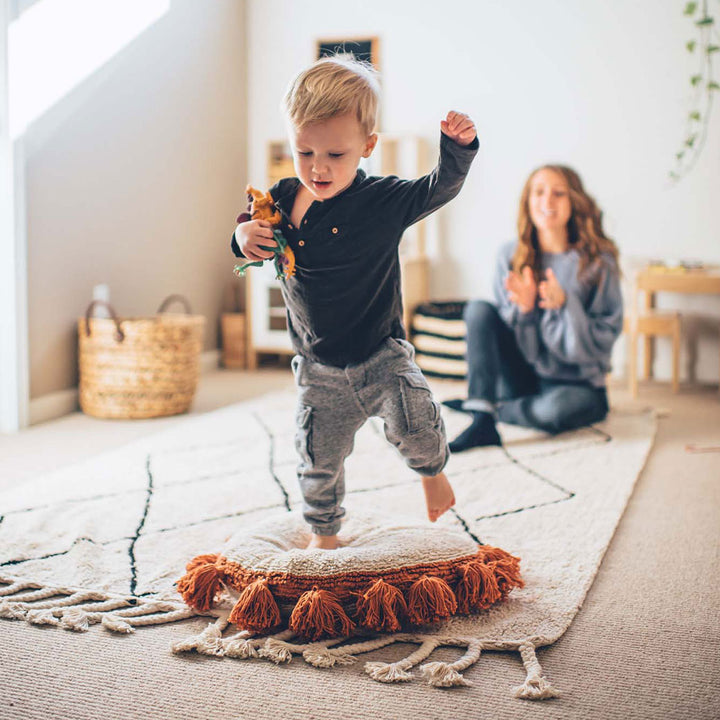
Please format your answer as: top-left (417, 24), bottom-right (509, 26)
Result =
top-left (463, 300), bottom-right (609, 434)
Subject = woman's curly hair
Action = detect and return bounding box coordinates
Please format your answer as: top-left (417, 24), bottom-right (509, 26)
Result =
top-left (513, 165), bottom-right (619, 284)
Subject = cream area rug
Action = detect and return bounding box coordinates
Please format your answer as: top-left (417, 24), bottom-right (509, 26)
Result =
top-left (0, 384), bottom-right (655, 699)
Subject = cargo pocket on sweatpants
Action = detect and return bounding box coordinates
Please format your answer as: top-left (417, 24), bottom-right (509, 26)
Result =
top-left (295, 405), bottom-right (314, 466)
top-left (399, 372), bottom-right (439, 434)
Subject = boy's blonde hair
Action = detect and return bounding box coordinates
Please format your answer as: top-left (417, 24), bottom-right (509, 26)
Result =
top-left (283, 56), bottom-right (380, 136)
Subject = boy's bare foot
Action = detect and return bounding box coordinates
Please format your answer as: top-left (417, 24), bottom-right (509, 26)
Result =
top-left (422, 473), bottom-right (456, 522)
top-left (307, 534), bottom-right (339, 550)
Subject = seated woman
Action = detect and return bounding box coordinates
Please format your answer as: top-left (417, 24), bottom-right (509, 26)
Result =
top-left (447, 165), bottom-right (623, 452)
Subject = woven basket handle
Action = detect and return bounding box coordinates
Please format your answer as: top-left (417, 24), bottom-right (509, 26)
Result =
top-left (157, 294), bottom-right (193, 315)
top-left (84, 301), bottom-right (125, 342)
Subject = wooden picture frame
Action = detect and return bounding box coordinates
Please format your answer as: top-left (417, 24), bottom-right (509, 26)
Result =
top-left (316, 37), bottom-right (380, 69)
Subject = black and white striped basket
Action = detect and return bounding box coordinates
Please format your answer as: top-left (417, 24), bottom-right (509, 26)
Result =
top-left (410, 301), bottom-right (468, 379)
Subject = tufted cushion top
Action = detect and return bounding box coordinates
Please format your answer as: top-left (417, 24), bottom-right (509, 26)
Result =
top-left (222, 511), bottom-right (479, 577)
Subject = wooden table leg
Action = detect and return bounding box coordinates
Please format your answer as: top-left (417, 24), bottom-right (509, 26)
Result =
top-left (642, 290), bottom-right (655, 380)
top-left (629, 322), bottom-right (638, 399)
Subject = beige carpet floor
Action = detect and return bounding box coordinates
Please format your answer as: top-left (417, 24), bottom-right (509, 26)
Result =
top-left (1, 369), bottom-right (719, 720)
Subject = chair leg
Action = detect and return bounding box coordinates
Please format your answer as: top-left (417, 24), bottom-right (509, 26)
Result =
top-left (672, 321), bottom-right (680, 393)
top-left (629, 330), bottom-right (638, 399)
top-left (643, 336), bottom-right (653, 381)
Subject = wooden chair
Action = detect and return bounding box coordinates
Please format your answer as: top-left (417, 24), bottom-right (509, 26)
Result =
top-left (626, 312), bottom-right (681, 398)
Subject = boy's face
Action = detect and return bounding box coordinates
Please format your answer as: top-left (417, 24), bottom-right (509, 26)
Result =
top-left (289, 113), bottom-right (377, 201)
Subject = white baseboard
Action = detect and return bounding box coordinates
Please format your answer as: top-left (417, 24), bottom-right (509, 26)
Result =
top-left (200, 349), bottom-right (220, 374)
top-left (29, 350), bottom-right (221, 426)
top-left (29, 387), bottom-right (79, 426)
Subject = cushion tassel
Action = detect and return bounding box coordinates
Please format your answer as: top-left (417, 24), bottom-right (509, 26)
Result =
top-left (228, 578), bottom-right (281, 632)
top-left (478, 545), bottom-right (517, 563)
top-left (492, 557), bottom-right (525, 599)
top-left (175, 554), bottom-right (224, 612)
top-left (289, 586), bottom-right (355, 641)
top-left (406, 575), bottom-right (458, 625)
top-left (455, 560), bottom-right (501, 613)
top-left (356, 578), bottom-right (408, 632)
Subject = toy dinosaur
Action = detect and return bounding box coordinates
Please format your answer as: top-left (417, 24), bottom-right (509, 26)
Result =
top-left (233, 186), bottom-right (296, 281)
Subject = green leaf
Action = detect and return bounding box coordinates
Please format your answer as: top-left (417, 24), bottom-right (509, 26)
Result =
top-left (676, 151), bottom-right (685, 160)
top-left (685, 135), bottom-right (697, 147)
top-left (696, 16), bottom-right (714, 26)
top-left (707, 45), bottom-right (720, 53)
top-left (709, 81), bottom-right (720, 90)
top-left (689, 110), bottom-right (701, 120)
top-left (690, 74), bottom-right (702, 86)
top-left (669, 171), bottom-right (679, 180)
top-left (684, 1), bottom-right (697, 15)
top-left (687, 40), bottom-right (697, 52)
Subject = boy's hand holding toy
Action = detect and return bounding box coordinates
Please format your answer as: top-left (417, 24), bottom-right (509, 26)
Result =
top-left (234, 186), bottom-right (296, 281)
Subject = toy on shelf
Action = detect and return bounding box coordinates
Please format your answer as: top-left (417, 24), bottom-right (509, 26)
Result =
top-left (233, 186), bottom-right (296, 281)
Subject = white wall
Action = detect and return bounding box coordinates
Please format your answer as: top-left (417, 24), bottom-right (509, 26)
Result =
top-left (247, 0), bottom-right (720, 383)
top-left (24, 0), bottom-right (247, 398)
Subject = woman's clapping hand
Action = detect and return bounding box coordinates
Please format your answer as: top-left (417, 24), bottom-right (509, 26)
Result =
top-left (538, 268), bottom-right (566, 310)
top-left (504, 266), bottom-right (537, 314)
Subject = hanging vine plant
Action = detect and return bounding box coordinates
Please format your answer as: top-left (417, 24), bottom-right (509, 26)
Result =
top-left (670, 0), bottom-right (719, 181)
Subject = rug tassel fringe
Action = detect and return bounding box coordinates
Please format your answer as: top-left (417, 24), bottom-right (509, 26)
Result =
top-left (300, 632), bottom-right (401, 670)
top-left (222, 630), bottom-right (261, 659)
top-left (0, 589), bottom-right (112, 621)
top-left (103, 603), bottom-right (196, 634)
top-left (257, 635), bottom-right (301, 664)
top-left (170, 616), bottom-right (230, 657)
top-left (302, 641), bottom-right (357, 668)
top-left (0, 579), bottom-right (42, 597)
top-left (364, 638), bottom-right (440, 683)
top-left (513, 642), bottom-right (561, 700)
top-left (419, 638), bottom-right (483, 688)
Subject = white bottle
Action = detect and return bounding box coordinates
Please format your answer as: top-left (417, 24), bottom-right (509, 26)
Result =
top-left (92, 284), bottom-right (111, 317)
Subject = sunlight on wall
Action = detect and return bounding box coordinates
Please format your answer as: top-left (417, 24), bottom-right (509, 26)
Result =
top-left (8, 0), bottom-right (170, 139)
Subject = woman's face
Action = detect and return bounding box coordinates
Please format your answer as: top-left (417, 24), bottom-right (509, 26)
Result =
top-left (527, 169), bottom-right (572, 235)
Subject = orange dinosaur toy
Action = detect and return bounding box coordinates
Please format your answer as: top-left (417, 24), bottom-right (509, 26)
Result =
top-left (233, 185), bottom-right (296, 281)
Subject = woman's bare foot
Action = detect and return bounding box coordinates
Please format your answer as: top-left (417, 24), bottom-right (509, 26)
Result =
top-left (422, 473), bottom-right (456, 522)
top-left (307, 534), bottom-right (339, 550)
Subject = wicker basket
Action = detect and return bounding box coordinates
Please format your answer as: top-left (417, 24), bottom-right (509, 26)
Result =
top-left (78, 295), bottom-right (205, 419)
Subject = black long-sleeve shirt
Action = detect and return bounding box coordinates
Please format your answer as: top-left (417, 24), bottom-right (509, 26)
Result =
top-left (232, 134), bottom-right (478, 367)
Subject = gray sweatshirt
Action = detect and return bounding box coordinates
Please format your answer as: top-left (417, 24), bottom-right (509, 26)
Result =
top-left (493, 240), bottom-right (623, 387)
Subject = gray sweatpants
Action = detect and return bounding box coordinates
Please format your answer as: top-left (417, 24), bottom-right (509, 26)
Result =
top-left (291, 337), bottom-right (449, 536)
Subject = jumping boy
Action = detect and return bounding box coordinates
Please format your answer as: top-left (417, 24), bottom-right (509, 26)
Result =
top-left (232, 56), bottom-right (478, 549)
